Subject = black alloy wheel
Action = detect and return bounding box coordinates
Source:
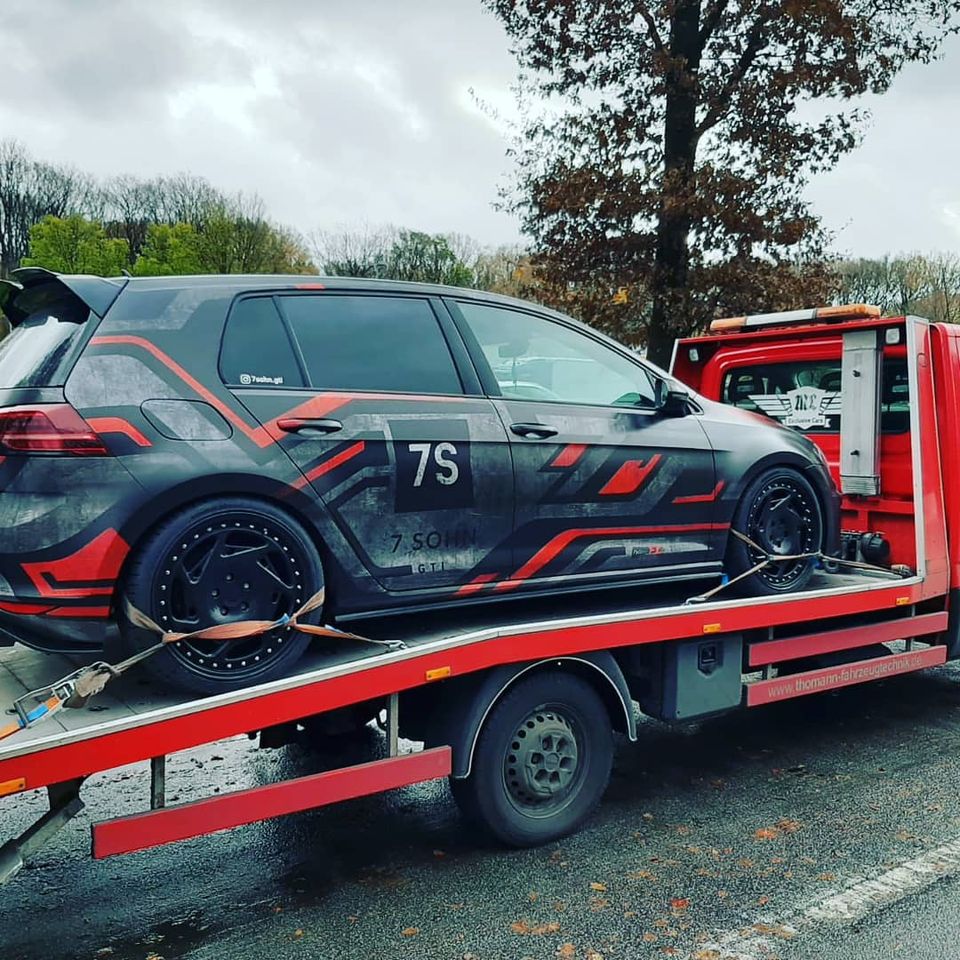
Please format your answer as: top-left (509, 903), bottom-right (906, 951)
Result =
top-left (728, 467), bottom-right (823, 596)
top-left (123, 498), bottom-right (322, 694)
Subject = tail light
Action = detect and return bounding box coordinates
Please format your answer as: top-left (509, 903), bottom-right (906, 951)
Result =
top-left (0, 405), bottom-right (111, 456)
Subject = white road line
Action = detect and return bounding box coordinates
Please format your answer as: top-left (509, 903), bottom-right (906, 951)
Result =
top-left (690, 836), bottom-right (960, 959)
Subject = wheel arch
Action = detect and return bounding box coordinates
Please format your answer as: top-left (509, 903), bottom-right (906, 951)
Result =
top-left (111, 475), bottom-right (339, 613)
top-left (433, 652), bottom-right (636, 780)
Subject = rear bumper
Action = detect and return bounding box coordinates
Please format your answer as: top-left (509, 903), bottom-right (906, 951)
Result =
top-left (0, 605), bottom-right (109, 653)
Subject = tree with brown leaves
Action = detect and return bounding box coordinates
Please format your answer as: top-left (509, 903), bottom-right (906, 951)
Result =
top-left (487, 1), bottom-right (960, 364)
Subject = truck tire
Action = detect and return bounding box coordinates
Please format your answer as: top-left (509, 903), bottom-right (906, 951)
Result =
top-left (726, 467), bottom-right (823, 596)
top-left (121, 497), bottom-right (322, 694)
top-left (450, 671), bottom-right (614, 847)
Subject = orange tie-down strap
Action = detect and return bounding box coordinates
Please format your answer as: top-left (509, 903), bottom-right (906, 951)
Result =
top-left (0, 588), bottom-right (403, 743)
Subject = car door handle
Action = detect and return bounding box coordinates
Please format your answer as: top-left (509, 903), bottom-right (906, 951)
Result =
top-left (276, 418), bottom-right (343, 435)
top-left (510, 422), bottom-right (559, 439)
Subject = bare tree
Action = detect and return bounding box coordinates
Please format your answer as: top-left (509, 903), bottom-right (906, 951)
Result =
top-left (0, 140), bottom-right (97, 275)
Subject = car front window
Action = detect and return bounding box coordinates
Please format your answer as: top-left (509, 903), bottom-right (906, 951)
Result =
top-left (456, 301), bottom-right (657, 408)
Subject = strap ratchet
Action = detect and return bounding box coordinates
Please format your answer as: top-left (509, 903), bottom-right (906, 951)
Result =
top-left (1, 587), bottom-right (403, 743)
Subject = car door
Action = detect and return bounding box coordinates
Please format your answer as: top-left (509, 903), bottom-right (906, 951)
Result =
top-left (220, 291), bottom-right (514, 592)
top-left (449, 299), bottom-right (720, 592)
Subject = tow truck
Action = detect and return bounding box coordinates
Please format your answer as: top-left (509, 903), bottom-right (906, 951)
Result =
top-left (1, 304), bottom-right (956, 883)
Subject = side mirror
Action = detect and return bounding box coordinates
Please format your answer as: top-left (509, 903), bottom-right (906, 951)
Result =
top-left (654, 379), bottom-right (690, 416)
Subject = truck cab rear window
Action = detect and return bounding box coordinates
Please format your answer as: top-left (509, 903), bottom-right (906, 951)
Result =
top-left (0, 293), bottom-right (90, 388)
top-left (722, 358), bottom-right (909, 434)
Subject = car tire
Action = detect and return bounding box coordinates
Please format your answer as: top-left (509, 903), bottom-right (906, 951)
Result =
top-left (121, 497), bottom-right (323, 694)
top-left (450, 671), bottom-right (614, 847)
top-left (726, 467), bottom-right (824, 596)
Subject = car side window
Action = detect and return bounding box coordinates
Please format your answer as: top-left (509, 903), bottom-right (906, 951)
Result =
top-left (456, 301), bottom-right (657, 408)
top-left (220, 297), bottom-right (305, 387)
top-left (280, 295), bottom-right (464, 395)
top-left (721, 358), bottom-right (909, 434)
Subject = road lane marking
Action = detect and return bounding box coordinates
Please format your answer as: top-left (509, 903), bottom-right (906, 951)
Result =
top-left (690, 836), bottom-right (960, 959)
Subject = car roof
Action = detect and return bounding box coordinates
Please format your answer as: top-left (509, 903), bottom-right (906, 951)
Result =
top-left (114, 273), bottom-right (547, 311)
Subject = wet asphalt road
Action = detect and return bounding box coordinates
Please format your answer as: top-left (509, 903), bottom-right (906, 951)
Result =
top-left (4, 663), bottom-right (960, 960)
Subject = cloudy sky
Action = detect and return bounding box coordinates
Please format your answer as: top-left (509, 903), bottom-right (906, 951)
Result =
top-left (3, 0), bottom-right (959, 257)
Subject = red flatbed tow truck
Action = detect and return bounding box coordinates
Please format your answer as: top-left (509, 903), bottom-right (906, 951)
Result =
top-left (1, 306), bottom-right (957, 883)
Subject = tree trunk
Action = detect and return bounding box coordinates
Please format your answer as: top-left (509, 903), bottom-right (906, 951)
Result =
top-left (647, 0), bottom-right (702, 369)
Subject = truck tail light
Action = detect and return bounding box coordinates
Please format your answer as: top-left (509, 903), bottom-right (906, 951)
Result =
top-left (0, 404), bottom-right (111, 456)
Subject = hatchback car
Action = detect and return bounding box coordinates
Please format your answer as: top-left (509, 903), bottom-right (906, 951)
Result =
top-left (0, 269), bottom-right (839, 692)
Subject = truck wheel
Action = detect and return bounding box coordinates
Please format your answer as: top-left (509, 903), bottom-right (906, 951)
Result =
top-left (450, 672), bottom-right (614, 847)
top-left (121, 497), bottom-right (322, 694)
top-left (726, 467), bottom-right (823, 596)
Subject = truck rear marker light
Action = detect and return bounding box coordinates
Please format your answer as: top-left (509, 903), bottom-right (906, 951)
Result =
top-left (425, 666), bottom-right (451, 681)
top-left (709, 304), bottom-right (882, 333)
top-left (0, 405), bottom-right (111, 456)
top-left (703, 623), bottom-right (722, 634)
top-left (0, 777), bottom-right (26, 798)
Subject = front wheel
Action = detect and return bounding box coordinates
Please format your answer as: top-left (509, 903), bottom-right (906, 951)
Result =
top-left (121, 497), bottom-right (323, 694)
top-left (726, 467), bottom-right (824, 596)
top-left (450, 672), bottom-right (614, 847)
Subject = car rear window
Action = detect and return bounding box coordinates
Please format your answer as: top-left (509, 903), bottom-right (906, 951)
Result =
top-left (0, 289), bottom-right (91, 388)
top-left (279, 294), bottom-right (463, 395)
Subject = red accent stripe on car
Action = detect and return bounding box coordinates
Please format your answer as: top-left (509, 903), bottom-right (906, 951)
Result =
top-left (495, 522), bottom-right (728, 592)
top-left (673, 480), bottom-right (726, 505)
top-left (47, 605), bottom-right (113, 618)
top-left (455, 573), bottom-right (500, 597)
top-left (86, 417), bottom-right (152, 448)
top-left (290, 441), bottom-right (366, 491)
top-left (598, 454), bottom-right (663, 496)
top-left (0, 601), bottom-right (55, 615)
top-left (550, 443), bottom-right (588, 468)
top-left (21, 529), bottom-right (129, 599)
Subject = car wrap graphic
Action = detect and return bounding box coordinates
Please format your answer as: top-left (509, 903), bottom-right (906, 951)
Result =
top-left (0, 276), bottom-right (840, 666)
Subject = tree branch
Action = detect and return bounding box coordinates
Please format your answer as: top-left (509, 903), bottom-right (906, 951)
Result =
top-left (697, 11), bottom-right (776, 134)
top-left (634, 1), bottom-right (665, 53)
top-left (699, 0), bottom-right (730, 46)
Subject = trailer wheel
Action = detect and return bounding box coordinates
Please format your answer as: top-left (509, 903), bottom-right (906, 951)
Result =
top-left (121, 497), bottom-right (323, 694)
top-left (726, 467), bottom-right (823, 596)
top-left (450, 672), bottom-right (613, 847)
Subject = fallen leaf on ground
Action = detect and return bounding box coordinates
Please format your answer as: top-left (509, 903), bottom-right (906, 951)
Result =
top-left (589, 897), bottom-right (610, 911)
top-left (757, 895), bottom-right (770, 907)
top-left (293, 929), bottom-right (305, 940)
top-left (628, 869), bottom-right (656, 881)
top-left (643, 932), bottom-right (658, 943)
top-left (590, 881), bottom-right (607, 892)
top-left (753, 923), bottom-right (796, 940)
top-left (511, 920), bottom-right (561, 936)
top-left (777, 818), bottom-right (802, 833)
top-left (557, 944), bottom-right (576, 958)
top-left (586, 950), bottom-right (604, 960)
top-left (755, 827), bottom-right (780, 840)
top-left (693, 950), bottom-right (722, 960)
top-left (670, 898), bottom-right (690, 911)
top-left (401, 927), bottom-right (419, 938)
top-left (529, 891), bottom-right (540, 902)
top-left (817, 872), bottom-right (836, 881)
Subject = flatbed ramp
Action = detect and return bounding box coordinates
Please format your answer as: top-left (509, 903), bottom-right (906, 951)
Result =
top-left (0, 565), bottom-right (947, 880)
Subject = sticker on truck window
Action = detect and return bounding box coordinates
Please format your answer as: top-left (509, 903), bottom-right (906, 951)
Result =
top-left (748, 388), bottom-right (842, 430)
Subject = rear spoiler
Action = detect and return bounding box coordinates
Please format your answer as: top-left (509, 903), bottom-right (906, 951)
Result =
top-left (0, 268), bottom-right (127, 326)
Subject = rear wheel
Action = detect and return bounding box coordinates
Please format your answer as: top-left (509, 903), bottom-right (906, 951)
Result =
top-left (726, 467), bottom-right (823, 596)
top-left (450, 672), bottom-right (613, 847)
top-left (122, 498), bottom-right (322, 694)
